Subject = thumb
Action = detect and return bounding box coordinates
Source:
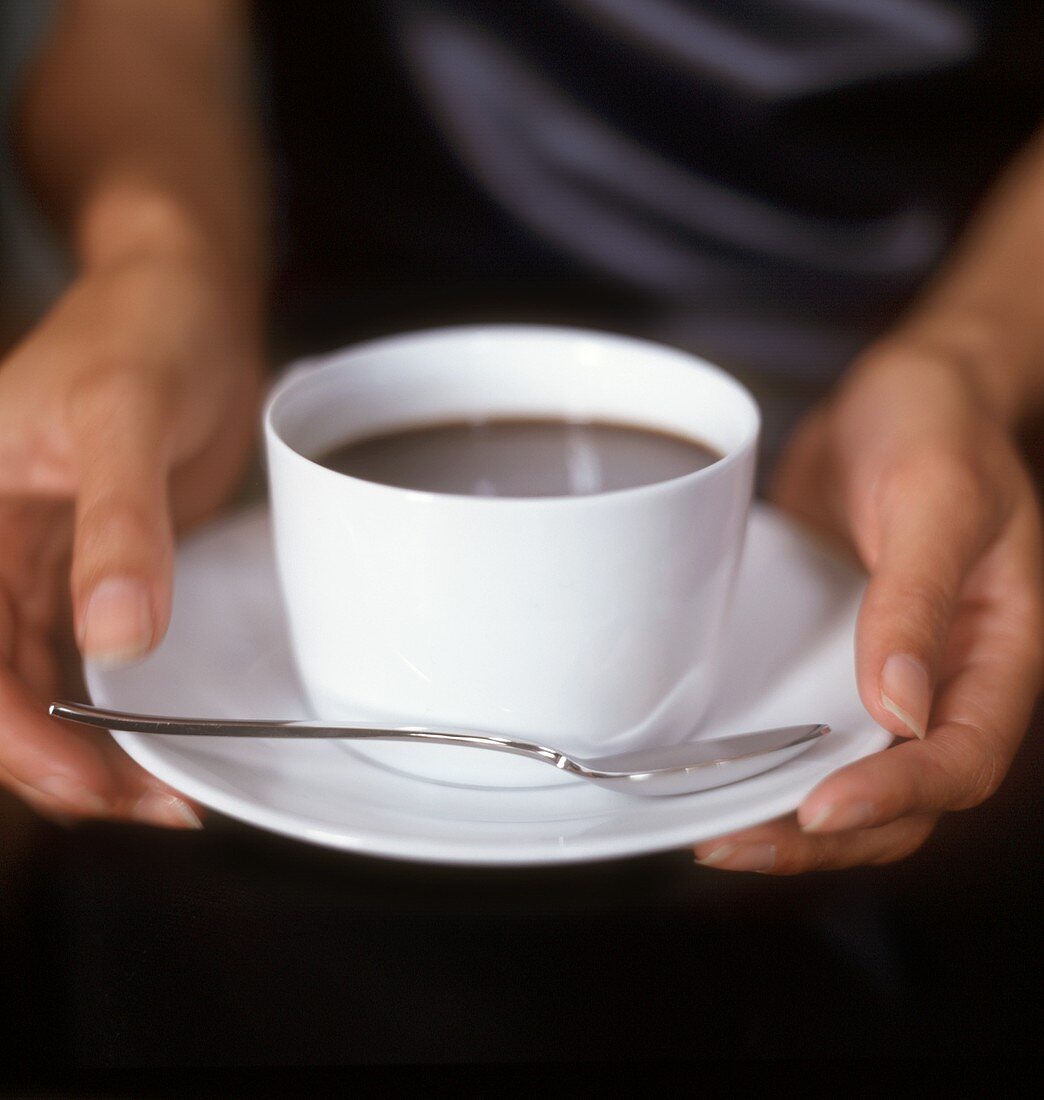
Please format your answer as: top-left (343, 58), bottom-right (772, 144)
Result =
top-left (70, 377), bottom-right (175, 666)
top-left (855, 456), bottom-right (1004, 740)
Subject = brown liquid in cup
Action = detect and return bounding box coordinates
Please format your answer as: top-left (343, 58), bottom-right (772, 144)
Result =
top-left (314, 418), bottom-right (722, 498)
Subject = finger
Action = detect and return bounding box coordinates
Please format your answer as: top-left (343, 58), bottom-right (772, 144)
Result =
top-left (0, 739), bottom-right (203, 829)
top-left (0, 591), bottom-right (198, 825)
top-left (854, 452), bottom-right (1009, 740)
top-left (67, 371), bottom-right (176, 666)
top-left (693, 813), bottom-right (938, 874)
top-left (801, 648), bottom-right (1041, 833)
top-left (799, 619), bottom-right (1041, 834)
top-left (804, 496), bottom-right (1044, 832)
top-left (0, 587), bottom-right (110, 811)
top-left (0, 684), bottom-right (204, 829)
top-left (0, 754), bottom-right (106, 825)
top-left (103, 735), bottom-right (205, 829)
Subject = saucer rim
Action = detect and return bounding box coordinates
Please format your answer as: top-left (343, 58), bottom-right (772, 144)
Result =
top-left (105, 726), bottom-right (891, 865)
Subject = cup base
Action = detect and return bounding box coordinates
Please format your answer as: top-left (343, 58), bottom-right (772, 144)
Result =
top-left (341, 740), bottom-right (580, 789)
top-left (303, 689), bottom-right (581, 787)
top-left (304, 672), bottom-right (716, 789)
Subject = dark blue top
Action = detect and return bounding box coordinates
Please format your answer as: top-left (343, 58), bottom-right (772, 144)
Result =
top-left (256, 1), bottom-right (1044, 402)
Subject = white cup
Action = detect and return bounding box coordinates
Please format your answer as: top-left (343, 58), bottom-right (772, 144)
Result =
top-left (264, 325), bottom-right (759, 787)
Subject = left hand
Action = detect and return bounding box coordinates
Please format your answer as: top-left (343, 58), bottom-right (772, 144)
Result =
top-left (0, 243), bottom-right (260, 826)
top-left (693, 343), bottom-right (1044, 873)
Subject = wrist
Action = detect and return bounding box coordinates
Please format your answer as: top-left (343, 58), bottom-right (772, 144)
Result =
top-left (882, 307), bottom-right (1043, 431)
top-left (81, 180), bottom-right (212, 268)
top-left (76, 178), bottom-right (263, 316)
top-left (832, 332), bottom-right (1017, 466)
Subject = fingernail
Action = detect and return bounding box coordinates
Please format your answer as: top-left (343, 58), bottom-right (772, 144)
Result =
top-left (801, 801), bottom-right (875, 833)
top-left (132, 789), bottom-right (203, 829)
top-left (880, 653), bottom-right (930, 739)
top-left (35, 775), bottom-right (110, 815)
top-left (79, 577), bottom-right (153, 667)
top-left (697, 843), bottom-right (776, 872)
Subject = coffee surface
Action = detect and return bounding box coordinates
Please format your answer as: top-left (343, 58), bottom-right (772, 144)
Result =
top-left (315, 418), bottom-right (721, 497)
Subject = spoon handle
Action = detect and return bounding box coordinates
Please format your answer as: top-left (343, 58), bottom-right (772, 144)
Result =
top-left (49, 701), bottom-right (829, 782)
top-left (49, 700), bottom-right (564, 763)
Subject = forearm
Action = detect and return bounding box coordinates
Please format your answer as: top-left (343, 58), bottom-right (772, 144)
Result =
top-left (15, 0), bottom-right (266, 313)
top-left (877, 125), bottom-right (1044, 428)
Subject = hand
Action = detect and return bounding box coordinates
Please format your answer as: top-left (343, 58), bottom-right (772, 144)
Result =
top-left (0, 245), bottom-right (260, 827)
top-left (694, 345), bottom-right (1044, 873)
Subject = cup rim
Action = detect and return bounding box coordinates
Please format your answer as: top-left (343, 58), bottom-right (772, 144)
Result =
top-left (263, 323), bottom-right (761, 508)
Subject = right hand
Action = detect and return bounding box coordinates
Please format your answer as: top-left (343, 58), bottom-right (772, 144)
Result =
top-left (0, 244), bottom-right (261, 826)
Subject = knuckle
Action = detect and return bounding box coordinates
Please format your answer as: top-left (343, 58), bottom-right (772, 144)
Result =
top-left (891, 449), bottom-right (991, 509)
top-left (901, 576), bottom-right (952, 625)
top-left (934, 725), bottom-right (1009, 809)
top-left (956, 744), bottom-right (1007, 808)
top-left (809, 842), bottom-right (832, 873)
top-left (65, 363), bottom-right (165, 434)
top-left (874, 574), bottom-right (952, 642)
top-left (770, 842), bottom-right (829, 876)
top-left (74, 496), bottom-right (157, 568)
top-left (762, 856), bottom-right (802, 877)
top-left (868, 820), bottom-right (937, 865)
top-left (901, 746), bottom-right (955, 813)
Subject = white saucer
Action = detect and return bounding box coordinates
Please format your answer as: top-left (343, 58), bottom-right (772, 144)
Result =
top-left (86, 503), bottom-right (891, 865)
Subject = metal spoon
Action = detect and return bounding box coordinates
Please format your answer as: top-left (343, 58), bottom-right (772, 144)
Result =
top-left (50, 700), bottom-right (828, 797)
